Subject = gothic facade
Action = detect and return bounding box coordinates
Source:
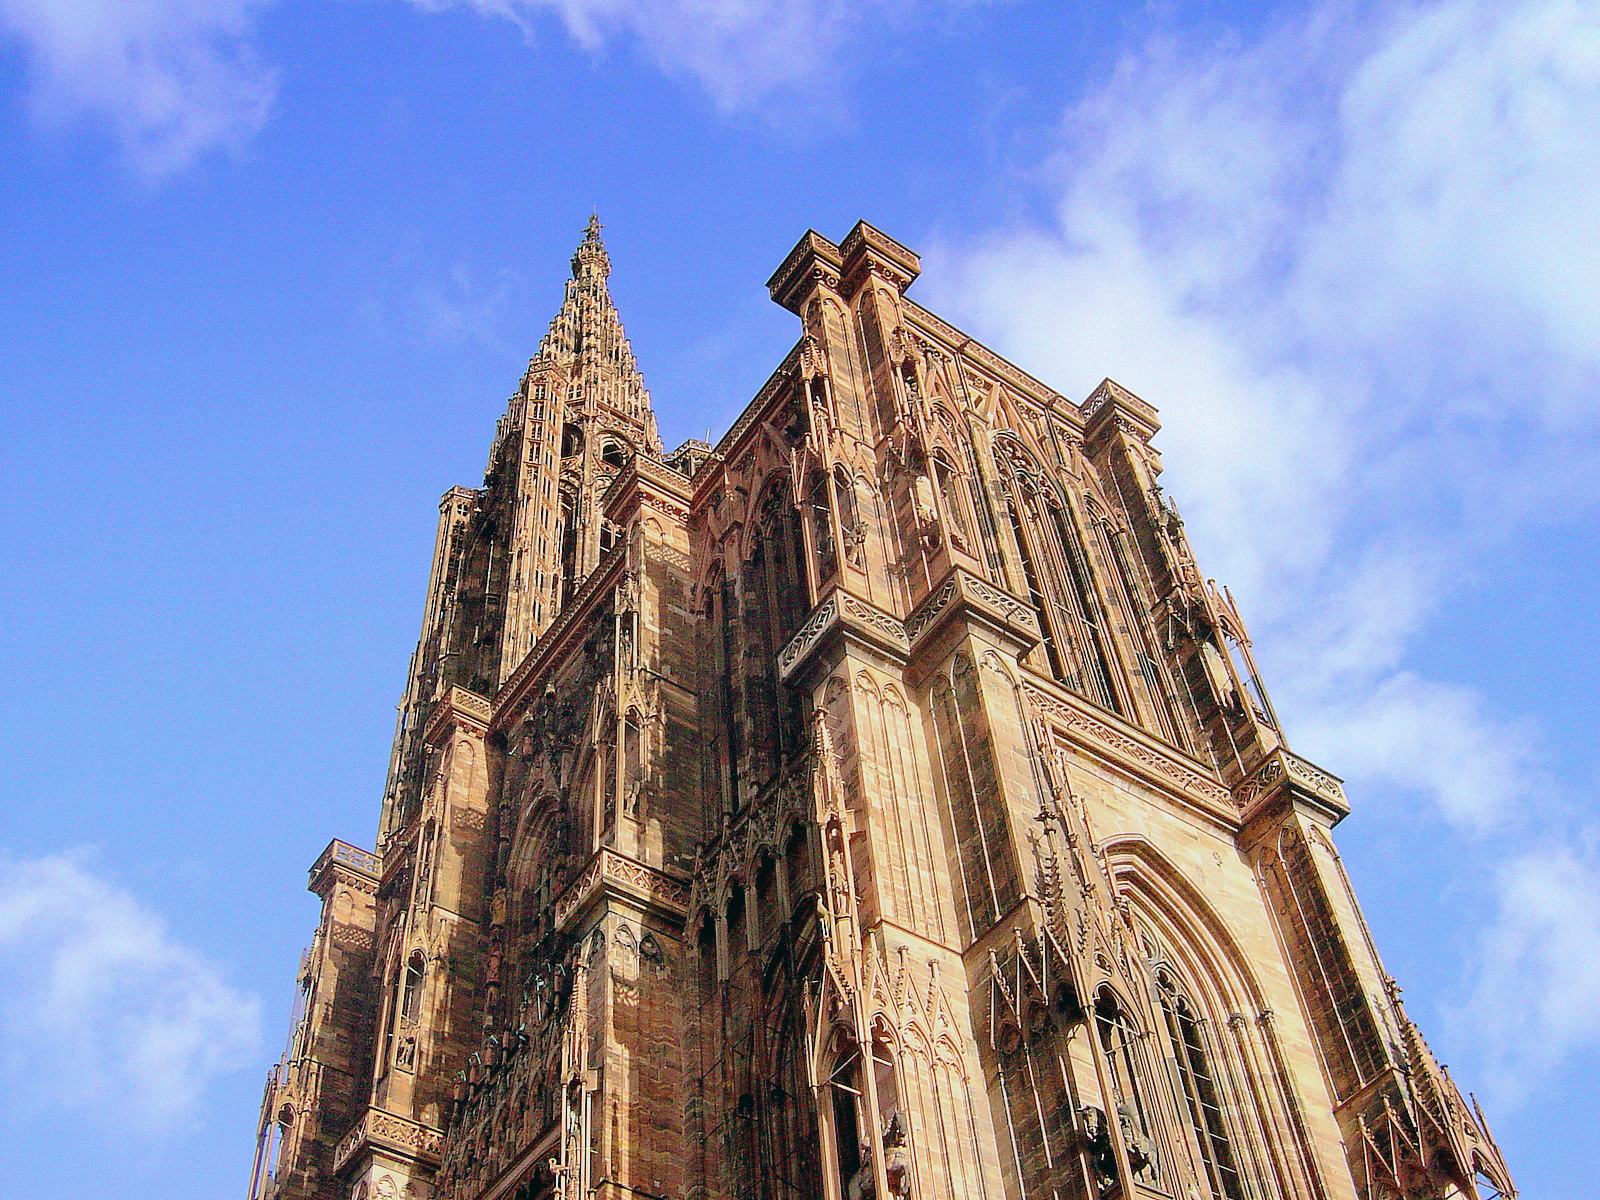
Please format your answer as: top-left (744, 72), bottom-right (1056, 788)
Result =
top-left (248, 219), bottom-right (1516, 1200)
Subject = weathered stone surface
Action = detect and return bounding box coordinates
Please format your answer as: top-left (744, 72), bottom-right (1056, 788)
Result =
top-left (248, 220), bottom-right (1515, 1200)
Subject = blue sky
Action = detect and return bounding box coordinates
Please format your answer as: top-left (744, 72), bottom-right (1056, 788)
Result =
top-left (0, 0), bottom-right (1595, 1195)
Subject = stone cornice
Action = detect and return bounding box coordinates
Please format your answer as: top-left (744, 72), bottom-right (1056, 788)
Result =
top-left (767, 229), bottom-right (844, 313)
top-left (421, 685), bottom-right (492, 744)
top-left (601, 450), bottom-right (693, 527)
top-left (838, 220), bottom-right (921, 298)
top-left (1235, 747), bottom-right (1350, 828)
top-left (904, 566), bottom-right (1041, 657)
top-left (1023, 678), bottom-right (1237, 823)
top-left (776, 588), bottom-right (910, 684)
top-left (551, 846), bottom-right (691, 932)
top-left (1082, 377), bottom-right (1161, 446)
top-left (777, 570), bottom-right (1041, 686)
top-left (308, 839), bottom-right (380, 898)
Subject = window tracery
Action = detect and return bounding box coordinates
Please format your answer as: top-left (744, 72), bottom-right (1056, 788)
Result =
top-left (1156, 972), bottom-right (1246, 1200)
top-left (994, 438), bottom-right (1124, 715)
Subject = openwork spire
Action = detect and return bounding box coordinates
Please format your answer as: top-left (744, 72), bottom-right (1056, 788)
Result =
top-left (528, 214), bottom-right (657, 441)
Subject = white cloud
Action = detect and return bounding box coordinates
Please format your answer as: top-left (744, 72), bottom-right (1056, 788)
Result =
top-left (0, 851), bottom-right (260, 1136)
top-left (1464, 840), bottom-right (1600, 1101)
top-left (404, 0), bottom-right (944, 109)
top-left (416, 262), bottom-right (523, 349)
top-left (933, 0), bottom-right (1600, 816)
top-left (0, 0), bottom-right (955, 174)
top-left (0, 0), bottom-right (277, 178)
top-left (929, 0), bottom-right (1600, 1083)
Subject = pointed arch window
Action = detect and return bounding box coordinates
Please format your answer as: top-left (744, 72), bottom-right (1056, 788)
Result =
top-left (744, 482), bottom-right (809, 785)
top-left (930, 450), bottom-right (974, 552)
top-left (1094, 989), bottom-right (1159, 1181)
top-left (401, 951), bottom-right (425, 1025)
top-left (560, 422), bottom-right (583, 458)
top-left (1006, 497), bottom-right (1067, 681)
top-left (1157, 974), bottom-right (1246, 1200)
top-left (1046, 500), bottom-right (1120, 712)
top-left (996, 441), bottom-right (1123, 715)
top-left (826, 1036), bottom-right (866, 1198)
top-left (783, 822), bottom-right (812, 907)
top-left (833, 467), bottom-right (862, 569)
top-left (624, 709), bottom-right (643, 789)
top-left (808, 470), bottom-right (837, 581)
top-left (558, 489), bottom-right (580, 606)
top-left (702, 571), bottom-right (742, 816)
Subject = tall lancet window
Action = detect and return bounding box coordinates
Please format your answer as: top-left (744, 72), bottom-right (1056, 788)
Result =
top-left (808, 470), bottom-right (837, 582)
top-left (930, 449), bottom-right (974, 552)
top-left (1157, 973), bottom-right (1246, 1200)
top-left (1094, 988), bottom-right (1159, 1182)
top-left (825, 1035), bottom-right (866, 1199)
top-left (833, 467), bottom-right (861, 569)
top-left (743, 542), bottom-right (782, 788)
top-left (558, 489), bottom-right (580, 606)
top-left (996, 438), bottom-right (1124, 715)
top-left (1006, 498), bottom-right (1066, 681)
top-left (401, 951), bottom-right (425, 1024)
top-left (701, 571), bottom-right (742, 817)
top-left (745, 481), bottom-right (809, 787)
top-left (1045, 500), bottom-right (1120, 713)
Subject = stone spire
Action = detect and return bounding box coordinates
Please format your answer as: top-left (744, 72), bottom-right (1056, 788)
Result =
top-left (485, 216), bottom-right (664, 681)
top-left (526, 213), bottom-right (660, 447)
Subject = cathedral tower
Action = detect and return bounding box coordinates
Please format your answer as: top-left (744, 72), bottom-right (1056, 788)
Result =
top-left (250, 221), bottom-right (1515, 1200)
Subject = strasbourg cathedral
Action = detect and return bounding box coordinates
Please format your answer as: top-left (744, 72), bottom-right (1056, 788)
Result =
top-left (248, 218), bottom-right (1517, 1200)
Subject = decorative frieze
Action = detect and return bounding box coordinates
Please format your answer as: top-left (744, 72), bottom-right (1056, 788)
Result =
top-left (1234, 748), bottom-right (1349, 822)
top-left (1025, 681), bottom-right (1234, 812)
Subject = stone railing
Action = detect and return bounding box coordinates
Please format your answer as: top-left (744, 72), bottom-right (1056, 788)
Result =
top-left (331, 1107), bottom-right (445, 1175)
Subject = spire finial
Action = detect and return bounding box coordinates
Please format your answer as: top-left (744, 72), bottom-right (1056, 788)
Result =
top-left (572, 210), bottom-right (610, 279)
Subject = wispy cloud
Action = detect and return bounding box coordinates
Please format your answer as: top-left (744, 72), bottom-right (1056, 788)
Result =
top-left (404, 0), bottom-right (956, 110)
top-left (930, 0), bottom-right (1600, 1089)
top-left (0, 851), bottom-right (260, 1136)
top-left (1464, 837), bottom-right (1600, 1101)
top-left (0, 0), bottom-right (277, 179)
top-left (0, 0), bottom-right (956, 175)
top-left (415, 261), bottom-right (524, 349)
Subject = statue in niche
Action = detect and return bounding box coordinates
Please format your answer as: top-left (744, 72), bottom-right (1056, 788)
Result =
top-left (911, 472), bottom-right (941, 551)
top-left (882, 1110), bottom-right (912, 1197)
top-left (1081, 1106), bottom-right (1118, 1191)
top-left (1117, 1104), bottom-right (1156, 1178)
top-left (848, 1142), bottom-right (875, 1200)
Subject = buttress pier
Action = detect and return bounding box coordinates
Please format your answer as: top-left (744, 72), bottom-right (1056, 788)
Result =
top-left (249, 219), bottom-right (1516, 1200)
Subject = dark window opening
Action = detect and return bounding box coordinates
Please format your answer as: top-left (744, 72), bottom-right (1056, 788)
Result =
top-left (560, 422), bottom-right (583, 459)
top-left (558, 491), bottom-right (580, 605)
top-left (401, 951), bottom-right (425, 1024)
